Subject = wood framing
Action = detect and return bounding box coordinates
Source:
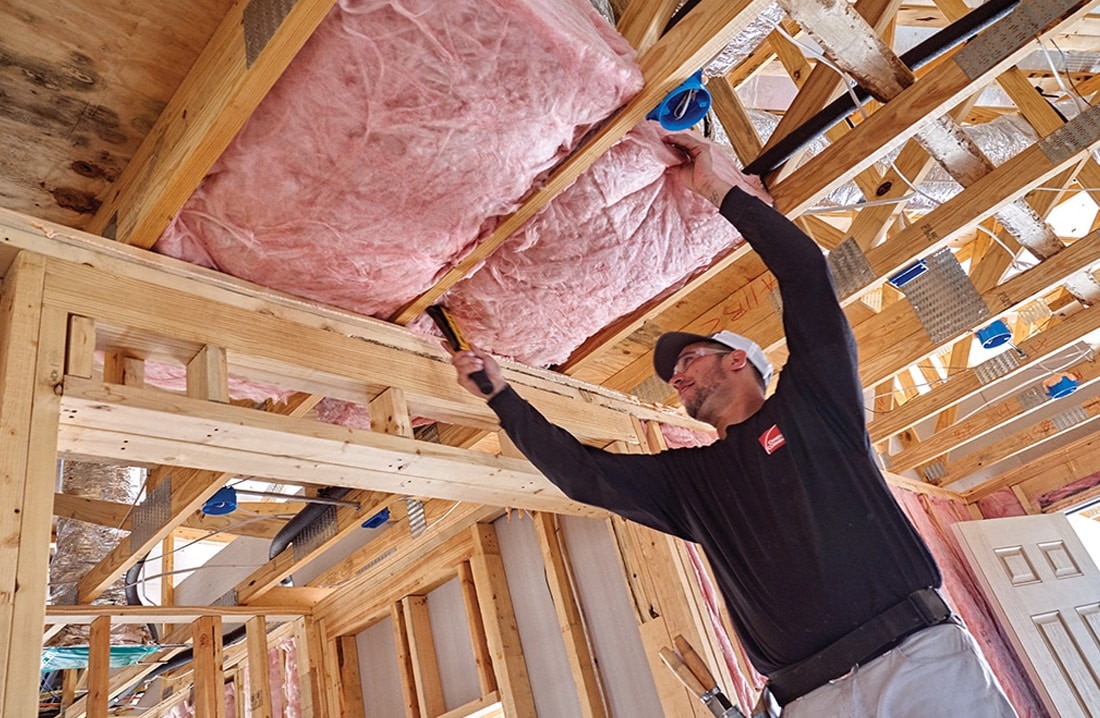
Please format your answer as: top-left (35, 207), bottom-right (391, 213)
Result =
top-left (7, 0), bottom-right (1100, 714)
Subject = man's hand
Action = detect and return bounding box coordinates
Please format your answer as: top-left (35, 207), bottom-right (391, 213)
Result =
top-left (450, 347), bottom-right (507, 400)
top-left (664, 132), bottom-right (772, 208)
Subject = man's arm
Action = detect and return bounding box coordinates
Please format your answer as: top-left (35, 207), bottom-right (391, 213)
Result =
top-left (666, 133), bottom-right (864, 429)
top-left (451, 349), bottom-right (692, 537)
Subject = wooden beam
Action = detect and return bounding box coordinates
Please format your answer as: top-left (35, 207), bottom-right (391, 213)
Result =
top-left (308, 499), bottom-right (496, 595)
top-left (533, 512), bottom-right (607, 718)
top-left (0, 253), bottom-right (63, 717)
top-left (964, 428), bottom-right (1100, 501)
top-left (187, 344), bottom-right (230, 403)
top-left (708, 75), bottom-right (762, 166)
top-left (52, 493), bottom-right (290, 540)
top-left (889, 352), bottom-right (1100, 472)
top-left (391, 601), bottom-right (421, 718)
top-left (87, 0), bottom-right (340, 246)
top-left (403, 595), bottom-right (446, 718)
top-left (777, 0), bottom-right (911, 101)
top-left (86, 616), bottom-right (111, 718)
top-left (75, 465), bottom-right (230, 603)
top-left (66, 315), bottom-right (96, 379)
top-left (233, 489), bottom-right (389, 604)
top-left (997, 66), bottom-right (1100, 208)
top-left (193, 615), bottom-right (227, 718)
top-left (336, 635), bottom-right (368, 718)
top-left (318, 509), bottom-right (494, 639)
top-left (457, 561), bottom-right (497, 695)
top-left (762, 0), bottom-right (902, 160)
top-left (38, 255), bottom-right (699, 444)
top-left (240, 615), bottom-right (272, 716)
top-left (58, 377), bottom-right (603, 516)
top-left (65, 639), bottom-right (190, 718)
top-left (391, 0), bottom-right (776, 323)
top-left (616, 0), bottom-right (681, 54)
top-left (470, 523), bottom-right (536, 718)
top-left (936, 392), bottom-right (1100, 485)
top-left (234, 385), bottom-right (413, 603)
top-left (46, 605), bottom-right (307, 624)
top-left (769, 0), bottom-right (1100, 216)
top-left (246, 616), bottom-right (274, 718)
top-left (857, 227), bottom-right (1100, 389)
top-left (2, 216), bottom-right (705, 439)
top-left (869, 300), bottom-right (1100, 440)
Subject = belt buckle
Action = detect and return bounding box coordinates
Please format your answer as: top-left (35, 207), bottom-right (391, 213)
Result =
top-left (908, 588), bottom-right (948, 625)
top-left (828, 664), bottom-right (857, 685)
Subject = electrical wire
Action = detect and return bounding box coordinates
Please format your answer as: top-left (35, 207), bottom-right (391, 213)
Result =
top-left (972, 223), bottom-right (1036, 275)
top-left (802, 193), bottom-right (918, 214)
top-left (126, 564), bottom-right (273, 588)
top-left (1037, 37), bottom-right (1092, 112)
top-left (422, 501), bottom-right (462, 532)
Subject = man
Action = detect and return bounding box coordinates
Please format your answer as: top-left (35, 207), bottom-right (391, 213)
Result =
top-left (450, 133), bottom-right (1015, 717)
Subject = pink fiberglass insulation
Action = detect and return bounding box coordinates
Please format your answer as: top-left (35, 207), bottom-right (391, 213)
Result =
top-left (435, 122), bottom-right (745, 366)
top-left (893, 488), bottom-right (1046, 716)
top-left (156, 0), bottom-right (642, 319)
top-left (977, 487), bottom-right (1028, 518)
top-left (1037, 470), bottom-right (1100, 510)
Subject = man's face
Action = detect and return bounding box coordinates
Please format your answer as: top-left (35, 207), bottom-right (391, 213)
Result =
top-left (669, 343), bottom-right (734, 420)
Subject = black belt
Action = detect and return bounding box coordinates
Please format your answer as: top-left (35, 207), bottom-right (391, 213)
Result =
top-left (766, 588), bottom-right (952, 706)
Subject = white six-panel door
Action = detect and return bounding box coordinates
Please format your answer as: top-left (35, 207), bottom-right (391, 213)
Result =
top-left (955, 514), bottom-right (1100, 717)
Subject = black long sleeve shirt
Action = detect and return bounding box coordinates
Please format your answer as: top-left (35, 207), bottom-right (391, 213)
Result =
top-left (488, 187), bottom-right (940, 676)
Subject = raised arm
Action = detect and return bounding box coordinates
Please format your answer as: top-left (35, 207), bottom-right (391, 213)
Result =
top-left (665, 132), bottom-right (864, 431)
top-left (451, 348), bottom-right (692, 536)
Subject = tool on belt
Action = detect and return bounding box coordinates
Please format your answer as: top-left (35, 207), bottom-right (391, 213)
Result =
top-left (427, 304), bottom-right (494, 395)
top-left (659, 635), bottom-right (747, 718)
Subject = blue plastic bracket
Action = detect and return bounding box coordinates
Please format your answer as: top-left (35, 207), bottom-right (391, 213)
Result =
top-left (362, 506), bottom-right (391, 529)
top-left (888, 260), bottom-right (927, 288)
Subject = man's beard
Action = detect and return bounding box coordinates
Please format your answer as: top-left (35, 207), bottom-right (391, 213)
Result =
top-left (683, 384), bottom-right (713, 419)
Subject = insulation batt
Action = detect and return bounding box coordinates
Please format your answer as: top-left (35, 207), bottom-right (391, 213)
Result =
top-left (435, 122), bottom-right (744, 366)
top-left (157, 0), bottom-right (642, 319)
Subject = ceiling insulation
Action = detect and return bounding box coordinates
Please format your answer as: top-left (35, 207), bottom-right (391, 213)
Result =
top-left (155, 0), bottom-right (643, 321)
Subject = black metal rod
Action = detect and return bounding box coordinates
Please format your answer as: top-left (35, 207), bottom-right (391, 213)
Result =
top-left (742, 0), bottom-right (1022, 177)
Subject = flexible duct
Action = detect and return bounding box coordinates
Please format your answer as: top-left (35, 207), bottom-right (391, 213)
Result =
top-left (48, 460), bottom-right (150, 647)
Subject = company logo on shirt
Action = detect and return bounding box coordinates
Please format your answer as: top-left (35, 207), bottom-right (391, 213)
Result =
top-left (758, 424), bottom-right (786, 454)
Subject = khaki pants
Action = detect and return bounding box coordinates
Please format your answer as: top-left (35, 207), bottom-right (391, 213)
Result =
top-left (781, 622), bottom-right (1017, 717)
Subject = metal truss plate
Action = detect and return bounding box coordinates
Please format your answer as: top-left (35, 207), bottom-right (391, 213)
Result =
top-left (1016, 385), bottom-right (1049, 412)
top-left (828, 237), bottom-right (876, 299)
top-left (973, 350), bottom-right (1021, 385)
top-left (293, 504), bottom-right (338, 561)
top-left (355, 547), bottom-right (398, 578)
top-left (1017, 300), bottom-right (1051, 327)
top-left (954, 0), bottom-right (1076, 80)
top-left (1037, 103), bottom-right (1100, 165)
top-left (405, 498), bottom-right (427, 538)
top-left (130, 475), bottom-right (171, 553)
top-left (897, 248), bottom-right (990, 343)
top-left (1051, 405), bottom-right (1089, 432)
top-left (243, 0), bottom-right (297, 68)
top-left (923, 461), bottom-right (946, 482)
top-left (212, 590), bottom-right (238, 607)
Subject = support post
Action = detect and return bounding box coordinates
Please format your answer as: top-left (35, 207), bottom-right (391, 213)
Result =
top-left (469, 523), bottom-right (536, 717)
top-left (0, 253), bottom-right (64, 716)
top-left (193, 615), bottom-right (227, 718)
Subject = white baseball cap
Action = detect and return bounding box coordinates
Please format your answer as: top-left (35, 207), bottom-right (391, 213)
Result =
top-left (654, 330), bottom-right (773, 386)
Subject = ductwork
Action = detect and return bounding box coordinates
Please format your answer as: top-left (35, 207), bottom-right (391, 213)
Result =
top-left (48, 460), bottom-right (150, 647)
